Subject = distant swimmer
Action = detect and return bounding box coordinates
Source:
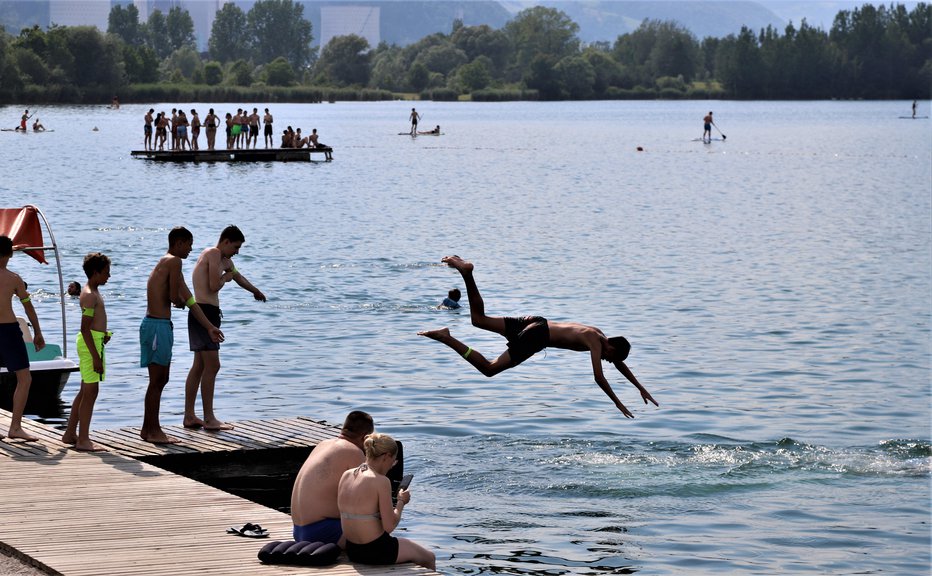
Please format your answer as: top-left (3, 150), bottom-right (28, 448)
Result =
top-left (703, 111), bottom-right (713, 143)
top-left (419, 256), bottom-right (658, 418)
top-left (439, 288), bottom-right (461, 309)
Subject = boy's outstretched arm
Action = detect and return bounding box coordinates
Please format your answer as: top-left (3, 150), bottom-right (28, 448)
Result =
top-left (590, 348), bottom-right (634, 418)
top-left (615, 361), bottom-right (658, 407)
top-left (231, 269), bottom-right (266, 301)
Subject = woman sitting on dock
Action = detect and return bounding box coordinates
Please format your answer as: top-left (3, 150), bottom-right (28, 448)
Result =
top-left (337, 433), bottom-right (435, 570)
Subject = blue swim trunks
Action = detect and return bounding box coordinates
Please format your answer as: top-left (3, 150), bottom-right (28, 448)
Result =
top-left (0, 322), bottom-right (29, 372)
top-left (139, 316), bottom-right (173, 367)
top-left (293, 518), bottom-right (342, 544)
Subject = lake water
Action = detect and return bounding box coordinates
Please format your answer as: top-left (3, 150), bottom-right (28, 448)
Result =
top-left (1, 99), bottom-right (930, 575)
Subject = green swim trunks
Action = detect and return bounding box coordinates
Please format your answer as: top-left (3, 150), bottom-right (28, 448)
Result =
top-left (76, 329), bottom-right (107, 383)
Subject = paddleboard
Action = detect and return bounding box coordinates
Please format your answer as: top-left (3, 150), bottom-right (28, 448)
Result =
top-left (898, 116), bottom-right (929, 119)
top-left (692, 137), bottom-right (725, 142)
top-left (2, 128), bottom-right (53, 132)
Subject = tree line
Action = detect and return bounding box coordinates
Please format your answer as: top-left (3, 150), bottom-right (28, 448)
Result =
top-left (0, 0), bottom-right (928, 104)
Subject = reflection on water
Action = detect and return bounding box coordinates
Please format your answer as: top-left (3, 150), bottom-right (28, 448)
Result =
top-left (1, 100), bottom-right (929, 574)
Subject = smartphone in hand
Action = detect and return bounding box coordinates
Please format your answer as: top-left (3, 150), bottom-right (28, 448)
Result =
top-left (399, 474), bottom-right (413, 490)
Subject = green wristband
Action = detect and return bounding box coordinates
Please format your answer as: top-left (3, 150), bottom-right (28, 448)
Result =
top-left (185, 296), bottom-right (196, 308)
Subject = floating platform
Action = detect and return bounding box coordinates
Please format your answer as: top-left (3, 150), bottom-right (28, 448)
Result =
top-left (0, 409), bottom-right (430, 576)
top-left (131, 147), bottom-right (333, 162)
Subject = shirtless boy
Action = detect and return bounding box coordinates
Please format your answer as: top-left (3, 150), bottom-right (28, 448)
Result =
top-left (419, 256), bottom-right (658, 418)
top-left (249, 108), bottom-right (260, 148)
top-left (0, 236), bottom-right (45, 441)
top-left (183, 225), bottom-right (265, 430)
top-left (144, 109), bottom-right (154, 150)
top-left (263, 108), bottom-right (274, 148)
top-left (291, 410), bottom-right (374, 546)
top-left (61, 253), bottom-right (111, 451)
top-left (140, 227), bottom-right (224, 444)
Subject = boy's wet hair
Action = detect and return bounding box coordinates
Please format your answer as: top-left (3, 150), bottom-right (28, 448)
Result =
top-left (82, 252), bottom-right (111, 278)
top-left (0, 235), bottom-right (12, 257)
top-left (168, 226), bottom-right (193, 246)
top-left (448, 288), bottom-right (461, 301)
top-left (608, 336), bottom-right (630, 362)
top-left (220, 225), bottom-right (245, 243)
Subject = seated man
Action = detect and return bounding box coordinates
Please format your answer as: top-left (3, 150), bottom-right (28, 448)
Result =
top-left (291, 410), bottom-right (374, 546)
top-left (32, 118), bottom-right (45, 132)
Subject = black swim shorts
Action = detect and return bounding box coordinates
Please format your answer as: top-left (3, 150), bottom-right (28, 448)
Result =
top-left (345, 532), bottom-right (399, 565)
top-left (504, 316), bottom-right (549, 366)
top-left (188, 303), bottom-right (221, 352)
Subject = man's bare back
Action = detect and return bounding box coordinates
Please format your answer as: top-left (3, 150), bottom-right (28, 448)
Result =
top-left (291, 437), bottom-right (366, 524)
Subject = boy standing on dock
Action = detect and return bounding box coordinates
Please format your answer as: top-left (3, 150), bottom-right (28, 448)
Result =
top-left (183, 226), bottom-right (265, 431)
top-left (62, 253), bottom-right (111, 451)
top-left (0, 236), bottom-right (45, 442)
top-left (140, 227), bottom-right (224, 444)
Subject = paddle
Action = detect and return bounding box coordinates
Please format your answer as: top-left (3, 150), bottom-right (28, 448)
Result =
top-left (712, 122), bottom-right (726, 140)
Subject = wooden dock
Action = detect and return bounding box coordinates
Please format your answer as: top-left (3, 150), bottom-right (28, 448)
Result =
top-left (0, 410), bottom-right (434, 576)
top-left (130, 147), bottom-right (333, 162)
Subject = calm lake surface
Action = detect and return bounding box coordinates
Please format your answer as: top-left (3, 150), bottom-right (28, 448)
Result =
top-left (2, 100), bottom-right (930, 575)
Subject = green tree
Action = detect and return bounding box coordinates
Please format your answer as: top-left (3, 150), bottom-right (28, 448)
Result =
top-left (264, 56), bottom-right (295, 86)
top-left (451, 24), bottom-right (512, 76)
top-left (505, 7), bottom-right (580, 81)
top-left (555, 55), bottom-right (594, 98)
top-left (247, 0), bottom-right (313, 70)
top-left (0, 33), bottom-right (24, 97)
top-left (414, 44), bottom-right (467, 77)
top-left (524, 53), bottom-right (561, 99)
top-left (146, 10), bottom-right (171, 59)
top-left (108, 4), bottom-right (142, 46)
top-left (715, 26), bottom-right (764, 98)
top-left (166, 6), bottom-right (196, 53)
top-left (407, 61), bottom-right (430, 92)
top-left (229, 58), bottom-right (252, 86)
top-left (316, 34), bottom-right (370, 86)
top-left (369, 42), bottom-right (405, 90)
top-left (208, 3), bottom-right (248, 63)
top-left (13, 46), bottom-right (48, 84)
top-left (122, 44), bottom-right (159, 83)
top-left (582, 48), bottom-right (622, 94)
top-left (204, 60), bottom-right (224, 85)
top-left (166, 46), bottom-right (201, 81)
top-left (457, 56), bottom-right (492, 91)
top-left (14, 25), bottom-right (47, 58)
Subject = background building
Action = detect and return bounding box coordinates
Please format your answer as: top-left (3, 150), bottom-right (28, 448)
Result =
top-left (48, 0), bottom-right (111, 29)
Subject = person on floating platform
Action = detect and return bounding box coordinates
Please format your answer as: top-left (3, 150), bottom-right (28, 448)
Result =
top-left (61, 252), bottom-right (112, 452)
top-left (0, 235), bottom-right (45, 442)
top-left (176, 111), bottom-right (190, 151)
top-left (308, 129), bottom-right (331, 159)
top-left (249, 107), bottom-right (260, 149)
top-left (144, 109), bottom-right (154, 151)
top-left (291, 410), bottom-right (375, 546)
top-left (31, 118), bottom-right (45, 132)
top-left (418, 125), bottom-right (440, 135)
top-left (190, 109), bottom-right (201, 151)
top-left (205, 108), bottom-right (219, 150)
top-left (156, 112), bottom-right (169, 150)
top-left (140, 227), bottom-right (223, 445)
top-left (263, 108), bottom-right (274, 148)
top-left (183, 225), bottom-right (265, 431)
top-left (170, 108), bottom-right (179, 150)
top-left (419, 256), bottom-right (658, 418)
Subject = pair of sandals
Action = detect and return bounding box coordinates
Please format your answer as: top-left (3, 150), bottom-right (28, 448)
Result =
top-left (227, 523), bottom-right (269, 538)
